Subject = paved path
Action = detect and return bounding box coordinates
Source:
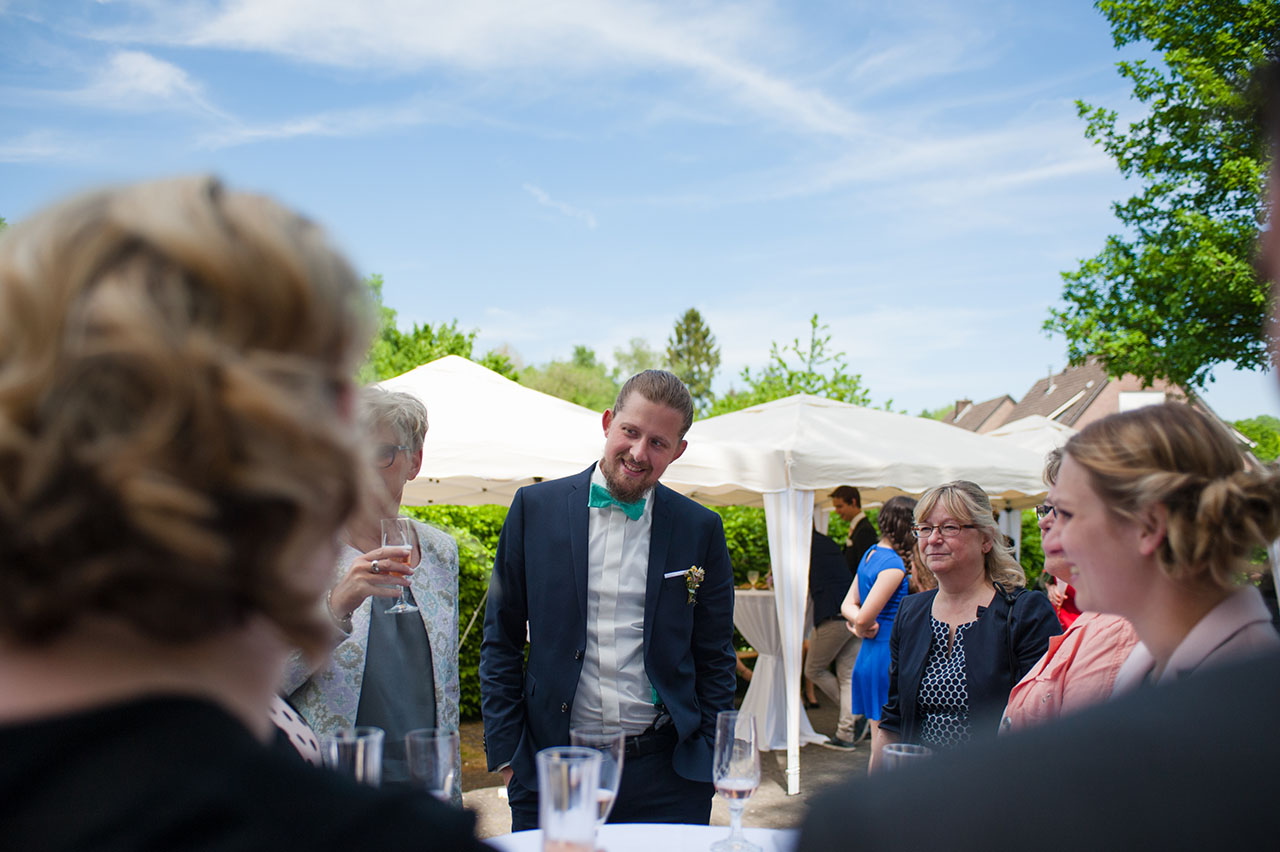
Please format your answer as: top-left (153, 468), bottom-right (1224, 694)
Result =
top-left (462, 696), bottom-right (866, 839)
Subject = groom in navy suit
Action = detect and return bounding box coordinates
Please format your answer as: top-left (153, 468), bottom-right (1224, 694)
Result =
top-left (480, 370), bottom-right (736, 830)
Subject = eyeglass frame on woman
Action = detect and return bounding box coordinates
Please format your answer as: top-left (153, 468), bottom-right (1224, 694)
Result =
top-left (911, 523), bottom-right (978, 539)
top-left (1034, 503), bottom-right (1057, 520)
top-left (375, 443), bottom-right (411, 469)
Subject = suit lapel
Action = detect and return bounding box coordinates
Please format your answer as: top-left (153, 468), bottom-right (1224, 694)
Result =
top-left (568, 465), bottom-right (593, 623)
top-left (644, 484), bottom-right (674, 654)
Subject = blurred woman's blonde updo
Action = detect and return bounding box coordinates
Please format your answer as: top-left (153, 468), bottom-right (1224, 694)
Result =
top-left (0, 176), bottom-right (373, 653)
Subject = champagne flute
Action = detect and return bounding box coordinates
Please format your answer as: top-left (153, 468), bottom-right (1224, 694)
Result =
top-left (405, 728), bottom-right (460, 803)
top-left (711, 710), bottom-right (761, 852)
top-left (569, 727), bottom-right (625, 825)
top-left (381, 517), bottom-right (420, 614)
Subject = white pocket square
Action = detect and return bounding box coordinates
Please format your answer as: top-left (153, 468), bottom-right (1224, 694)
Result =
top-left (663, 569), bottom-right (689, 579)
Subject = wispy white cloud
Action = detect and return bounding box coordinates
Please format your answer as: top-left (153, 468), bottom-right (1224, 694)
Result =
top-left (99, 0), bottom-right (868, 140)
top-left (523, 183), bottom-right (598, 229)
top-left (65, 49), bottom-right (229, 119)
top-left (0, 129), bottom-right (86, 162)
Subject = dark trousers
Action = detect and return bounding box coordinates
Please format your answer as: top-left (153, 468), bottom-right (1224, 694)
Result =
top-left (507, 739), bottom-right (714, 831)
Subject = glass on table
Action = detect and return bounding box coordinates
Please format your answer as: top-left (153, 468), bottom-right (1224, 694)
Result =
top-left (536, 746), bottom-right (601, 852)
top-left (381, 517), bottom-right (420, 614)
top-left (711, 710), bottom-right (761, 852)
top-left (569, 727), bottom-right (625, 825)
top-left (746, 570), bottom-right (760, 588)
top-left (405, 727), bottom-right (460, 803)
top-left (323, 726), bottom-right (385, 787)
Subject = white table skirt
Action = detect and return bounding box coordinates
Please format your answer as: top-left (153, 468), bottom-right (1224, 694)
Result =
top-left (733, 590), bottom-right (825, 751)
top-left (486, 823), bottom-right (797, 852)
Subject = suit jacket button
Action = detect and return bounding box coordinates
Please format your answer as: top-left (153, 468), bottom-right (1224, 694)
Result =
top-left (561, 703), bottom-right (569, 713)
top-left (574, 650), bottom-right (583, 660)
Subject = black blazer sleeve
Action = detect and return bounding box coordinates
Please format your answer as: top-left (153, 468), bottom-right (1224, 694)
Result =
top-left (843, 517), bottom-right (879, 575)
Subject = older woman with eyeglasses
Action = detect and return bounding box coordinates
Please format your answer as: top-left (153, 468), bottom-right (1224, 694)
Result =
top-left (874, 481), bottom-right (1060, 767)
top-left (283, 387), bottom-right (461, 798)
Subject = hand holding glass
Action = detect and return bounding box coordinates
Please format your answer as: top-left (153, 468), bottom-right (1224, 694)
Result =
top-left (569, 727), bottom-right (625, 825)
top-left (712, 710), bottom-right (761, 852)
top-left (381, 517), bottom-right (420, 614)
top-left (405, 728), bottom-right (459, 803)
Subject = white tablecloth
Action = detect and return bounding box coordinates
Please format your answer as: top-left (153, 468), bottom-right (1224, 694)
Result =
top-left (733, 590), bottom-right (825, 751)
top-left (486, 823), bottom-right (797, 852)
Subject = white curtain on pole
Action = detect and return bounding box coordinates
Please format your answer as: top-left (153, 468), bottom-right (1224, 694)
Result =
top-left (763, 488), bottom-right (814, 796)
top-left (997, 508), bottom-right (1023, 562)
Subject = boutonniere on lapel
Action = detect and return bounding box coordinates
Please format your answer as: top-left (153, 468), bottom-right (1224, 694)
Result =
top-left (685, 565), bottom-right (705, 606)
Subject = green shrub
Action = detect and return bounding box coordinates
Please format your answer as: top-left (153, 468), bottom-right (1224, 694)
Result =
top-left (1020, 509), bottom-right (1045, 591)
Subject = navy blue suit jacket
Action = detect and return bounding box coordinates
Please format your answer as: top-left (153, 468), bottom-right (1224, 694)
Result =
top-left (880, 585), bottom-right (1060, 742)
top-left (479, 465), bottom-right (737, 789)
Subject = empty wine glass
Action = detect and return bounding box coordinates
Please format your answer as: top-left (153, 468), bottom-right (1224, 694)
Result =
top-left (569, 727), bottom-right (625, 826)
top-left (381, 517), bottom-right (420, 614)
top-left (712, 710), bottom-right (760, 852)
top-left (405, 728), bottom-right (459, 803)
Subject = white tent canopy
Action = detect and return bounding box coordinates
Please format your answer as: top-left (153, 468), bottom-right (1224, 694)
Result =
top-left (672, 395), bottom-right (1050, 794)
top-left (985, 414), bottom-right (1077, 457)
top-left (379, 355), bottom-right (605, 506)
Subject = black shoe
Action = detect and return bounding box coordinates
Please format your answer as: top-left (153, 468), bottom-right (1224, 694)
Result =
top-left (820, 736), bottom-right (857, 751)
top-left (804, 698), bottom-right (820, 709)
top-left (850, 717), bottom-right (870, 743)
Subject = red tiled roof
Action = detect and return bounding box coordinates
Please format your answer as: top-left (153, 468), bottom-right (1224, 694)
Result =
top-left (1005, 360), bottom-right (1109, 426)
top-left (943, 395), bottom-right (1015, 432)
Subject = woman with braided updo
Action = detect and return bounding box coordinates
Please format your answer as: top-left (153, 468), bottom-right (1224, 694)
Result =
top-left (840, 495), bottom-right (916, 768)
top-left (1044, 403), bottom-right (1280, 692)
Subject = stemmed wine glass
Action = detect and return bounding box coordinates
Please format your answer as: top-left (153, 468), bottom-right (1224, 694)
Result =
top-left (712, 710), bottom-right (761, 852)
top-left (569, 727), bottom-right (625, 826)
top-left (746, 570), bottom-right (760, 588)
top-left (381, 517), bottom-right (421, 614)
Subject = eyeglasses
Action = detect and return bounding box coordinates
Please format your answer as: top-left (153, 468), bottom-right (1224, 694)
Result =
top-left (1034, 504), bottom-right (1057, 520)
top-left (375, 443), bottom-right (411, 469)
top-left (912, 523), bottom-right (978, 539)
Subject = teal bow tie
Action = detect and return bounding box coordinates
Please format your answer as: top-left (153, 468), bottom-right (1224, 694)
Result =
top-left (588, 482), bottom-right (646, 520)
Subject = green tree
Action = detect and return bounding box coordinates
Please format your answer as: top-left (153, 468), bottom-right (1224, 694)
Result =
top-left (519, 345), bottom-right (620, 410)
top-left (359, 273), bottom-right (517, 383)
top-left (706, 314), bottom-right (871, 416)
top-left (667, 308), bottom-right (721, 413)
top-left (613, 337), bottom-right (665, 380)
top-left (1235, 414), bottom-right (1280, 462)
top-left (0, 216), bottom-right (7, 232)
top-left (919, 404), bottom-right (954, 421)
top-left (1046, 0), bottom-right (1279, 390)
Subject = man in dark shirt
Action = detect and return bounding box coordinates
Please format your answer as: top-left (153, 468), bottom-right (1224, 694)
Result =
top-left (805, 527), bottom-right (864, 749)
top-left (830, 486), bottom-right (878, 574)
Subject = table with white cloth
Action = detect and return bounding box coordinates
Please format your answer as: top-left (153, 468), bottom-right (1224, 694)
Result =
top-left (486, 823), bottom-right (797, 852)
top-left (733, 589), bottom-right (826, 751)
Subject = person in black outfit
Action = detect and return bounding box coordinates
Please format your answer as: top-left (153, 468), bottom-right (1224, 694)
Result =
top-left (805, 527), bottom-right (864, 749)
top-left (0, 177), bottom-right (488, 851)
top-left (830, 485), bottom-right (878, 574)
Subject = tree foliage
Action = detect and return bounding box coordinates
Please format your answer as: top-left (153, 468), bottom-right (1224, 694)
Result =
top-left (667, 308), bottom-right (721, 413)
top-left (1235, 414), bottom-right (1280, 462)
top-left (519, 345), bottom-right (620, 411)
top-left (613, 337), bottom-right (665, 380)
top-left (1047, 0), bottom-right (1279, 390)
top-left (358, 274), bottom-right (517, 384)
top-left (706, 314), bottom-right (871, 416)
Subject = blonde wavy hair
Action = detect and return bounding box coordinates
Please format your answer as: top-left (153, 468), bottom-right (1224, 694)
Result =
top-left (914, 480), bottom-right (1026, 589)
top-left (0, 176), bottom-right (372, 653)
top-left (1064, 404), bottom-right (1280, 590)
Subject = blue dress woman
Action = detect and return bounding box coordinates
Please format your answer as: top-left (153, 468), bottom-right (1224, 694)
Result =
top-left (841, 496), bottom-right (916, 759)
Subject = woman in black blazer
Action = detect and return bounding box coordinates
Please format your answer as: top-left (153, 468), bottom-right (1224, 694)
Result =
top-left (874, 481), bottom-right (1059, 767)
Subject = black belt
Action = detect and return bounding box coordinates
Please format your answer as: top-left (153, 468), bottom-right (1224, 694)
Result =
top-left (624, 722), bottom-right (676, 757)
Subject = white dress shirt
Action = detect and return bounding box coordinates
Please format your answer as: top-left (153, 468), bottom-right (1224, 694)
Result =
top-left (570, 467), bottom-right (659, 735)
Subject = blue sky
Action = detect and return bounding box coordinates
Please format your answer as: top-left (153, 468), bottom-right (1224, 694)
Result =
top-left (2, 0), bottom-right (1276, 420)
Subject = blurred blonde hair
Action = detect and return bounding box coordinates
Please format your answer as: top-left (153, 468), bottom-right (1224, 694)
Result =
top-left (1064, 403), bottom-right (1280, 590)
top-left (0, 176), bottom-right (372, 653)
top-left (914, 480), bottom-right (1026, 589)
